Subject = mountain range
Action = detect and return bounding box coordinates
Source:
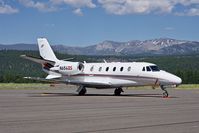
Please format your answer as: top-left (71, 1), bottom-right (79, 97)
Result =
top-left (1, 38), bottom-right (199, 56)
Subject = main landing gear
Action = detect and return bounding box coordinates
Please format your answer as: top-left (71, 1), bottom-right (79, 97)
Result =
top-left (77, 86), bottom-right (87, 96)
top-left (160, 85), bottom-right (169, 98)
top-left (114, 87), bottom-right (124, 96)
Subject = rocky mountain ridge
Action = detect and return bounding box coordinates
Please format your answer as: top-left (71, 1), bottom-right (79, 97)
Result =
top-left (1, 38), bottom-right (199, 55)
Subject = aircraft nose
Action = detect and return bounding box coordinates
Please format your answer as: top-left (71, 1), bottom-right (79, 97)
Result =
top-left (174, 76), bottom-right (182, 85)
top-left (161, 71), bottom-right (182, 85)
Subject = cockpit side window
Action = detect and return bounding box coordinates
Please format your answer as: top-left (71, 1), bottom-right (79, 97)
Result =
top-left (150, 65), bottom-right (160, 72)
top-left (142, 67), bottom-right (145, 71)
top-left (146, 66), bottom-right (151, 71)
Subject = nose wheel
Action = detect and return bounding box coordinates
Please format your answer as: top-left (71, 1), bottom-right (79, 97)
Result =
top-left (163, 91), bottom-right (168, 97)
top-left (114, 87), bottom-right (124, 96)
top-left (161, 85), bottom-right (169, 98)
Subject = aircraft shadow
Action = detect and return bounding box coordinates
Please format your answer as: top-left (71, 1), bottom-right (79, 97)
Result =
top-left (29, 92), bottom-right (177, 98)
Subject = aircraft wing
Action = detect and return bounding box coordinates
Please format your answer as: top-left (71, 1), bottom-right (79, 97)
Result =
top-left (24, 76), bottom-right (137, 88)
top-left (20, 55), bottom-right (55, 65)
top-left (66, 77), bottom-right (137, 87)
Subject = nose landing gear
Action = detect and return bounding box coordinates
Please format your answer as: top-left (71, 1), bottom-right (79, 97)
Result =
top-left (160, 85), bottom-right (169, 98)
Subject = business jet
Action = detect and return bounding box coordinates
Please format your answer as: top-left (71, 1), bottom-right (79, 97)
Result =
top-left (21, 38), bottom-right (182, 97)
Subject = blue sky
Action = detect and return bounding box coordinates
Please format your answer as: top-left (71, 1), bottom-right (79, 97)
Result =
top-left (0, 0), bottom-right (199, 46)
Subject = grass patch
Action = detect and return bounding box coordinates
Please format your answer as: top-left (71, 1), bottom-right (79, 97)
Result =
top-left (127, 86), bottom-right (153, 90)
top-left (176, 84), bottom-right (199, 90)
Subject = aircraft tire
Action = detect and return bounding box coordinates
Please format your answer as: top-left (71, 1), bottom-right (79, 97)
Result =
top-left (114, 88), bottom-right (122, 96)
top-left (78, 88), bottom-right (87, 96)
top-left (163, 91), bottom-right (168, 98)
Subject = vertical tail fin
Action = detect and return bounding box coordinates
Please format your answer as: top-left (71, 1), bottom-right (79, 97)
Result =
top-left (37, 38), bottom-right (58, 61)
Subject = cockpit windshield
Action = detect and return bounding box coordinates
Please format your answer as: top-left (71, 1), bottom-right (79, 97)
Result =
top-left (149, 65), bottom-right (160, 72)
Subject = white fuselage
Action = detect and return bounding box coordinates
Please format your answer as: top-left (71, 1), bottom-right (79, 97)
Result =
top-left (57, 61), bottom-right (182, 88)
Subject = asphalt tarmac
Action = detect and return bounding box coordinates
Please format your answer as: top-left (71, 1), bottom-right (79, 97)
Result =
top-left (0, 85), bottom-right (199, 133)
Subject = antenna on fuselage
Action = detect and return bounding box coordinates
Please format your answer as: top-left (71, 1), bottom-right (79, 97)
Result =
top-left (103, 59), bottom-right (107, 63)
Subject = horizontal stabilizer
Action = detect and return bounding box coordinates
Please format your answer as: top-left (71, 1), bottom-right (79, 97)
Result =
top-left (24, 76), bottom-right (63, 83)
top-left (20, 55), bottom-right (55, 65)
top-left (61, 58), bottom-right (74, 61)
top-left (24, 77), bottom-right (52, 82)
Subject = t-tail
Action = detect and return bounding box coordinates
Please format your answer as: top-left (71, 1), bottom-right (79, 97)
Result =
top-left (37, 38), bottom-right (58, 62)
top-left (20, 38), bottom-right (62, 81)
top-left (20, 38), bottom-right (80, 81)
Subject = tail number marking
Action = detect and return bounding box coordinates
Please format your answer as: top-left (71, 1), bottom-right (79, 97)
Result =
top-left (60, 66), bottom-right (72, 70)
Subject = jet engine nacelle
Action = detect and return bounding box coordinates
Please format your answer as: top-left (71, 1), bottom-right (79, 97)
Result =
top-left (50, 62), bottom-right (84, 75)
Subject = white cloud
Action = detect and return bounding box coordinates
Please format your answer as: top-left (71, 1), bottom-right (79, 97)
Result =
top-left (50, 0), bottom-right (96, 8)
top-left (50, 0), bottom-right (96, 16)
top-left (98, 0), bottom-right (199, 16)
top-left (0, 1), bottom-right (19, 14)
top-left (18, 0), bottom-right (56, 12)
top-left (186, 8), bottom-right (199, 16)
top-left (164, 27), bottom-right (175, 31)
top-left (73, 8), bottom-right (83, 16)
top-left (176, 7), bottom-right (199, 16)
top-left (98, 0), bottom-right (173, 15)
top-left (18, 0), bottom-right (96, 15)
top-left (172, 0), bottom-right (199, 6)
top-left (2, 0), bottom-right (199, 16)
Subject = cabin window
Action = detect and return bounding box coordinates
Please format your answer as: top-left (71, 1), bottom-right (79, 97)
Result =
top-left (90, 66), bottom-right (94, 71)
top-left (106, 67), bottom-right (109, 72)
top-left (142, 67), bottom-right (145, 71)
top-left (99, 67), bottom-right (102, 72)
top-left (120, 67), bottom-right (124, 72)
top-left (113, 67), bottom-right (116, 71)
top-left (146, 66), bottom-right (151, 71)
top-left (127, 67), bottom-right (131, 71)
top-left (150, 65), bottom-right (160, 72)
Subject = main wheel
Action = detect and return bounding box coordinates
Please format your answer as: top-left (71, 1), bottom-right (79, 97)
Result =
top-left (114, 88), bottom-right (123, 96)
top-left (78, 88), bottom-right (87, 95)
